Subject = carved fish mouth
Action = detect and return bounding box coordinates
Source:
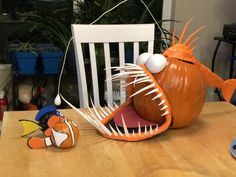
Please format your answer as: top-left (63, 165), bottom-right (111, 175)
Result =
top-left (79, 63), bottom-right (172, 141)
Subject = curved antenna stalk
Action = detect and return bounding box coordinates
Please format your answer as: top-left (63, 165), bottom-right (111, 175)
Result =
top-left (178, 17), bottom-right (194, 43)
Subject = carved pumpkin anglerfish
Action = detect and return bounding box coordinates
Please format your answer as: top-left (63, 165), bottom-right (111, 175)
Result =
top-left (75, 19), bottom-right (236, 141)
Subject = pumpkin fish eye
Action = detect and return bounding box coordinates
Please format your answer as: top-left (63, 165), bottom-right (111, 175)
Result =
top-left (146, 54), bottom-right (167, 74)
top-left (136, 52), bottom-right (152, 65)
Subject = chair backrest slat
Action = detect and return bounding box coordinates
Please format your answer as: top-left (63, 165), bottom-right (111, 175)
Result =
top-left (148, 41), bottom-right (154, 54)
top-left (72, 24), bottom-right (155, 108)
top-left (104, 43), bottom-right (113, 106)
top-left (73, 41), bottom-right (89, 107)
top-left (118, 42), bottom-right (126, 104)
top-left (133, 42), bottom-right (139, 64)
top-left (72, 24), bottom-right (154, 43)
top-left (89, 43), bottom-right (100, 106)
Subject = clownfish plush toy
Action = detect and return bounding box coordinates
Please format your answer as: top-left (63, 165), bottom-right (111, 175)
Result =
top-left (19, 105), bottom-right (79, 149)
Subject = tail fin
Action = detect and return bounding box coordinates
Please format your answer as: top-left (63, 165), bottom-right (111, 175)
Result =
top-left (19, 120), bottom-right (41, 137)
top-left (221, 79), bottom-right (236, 101)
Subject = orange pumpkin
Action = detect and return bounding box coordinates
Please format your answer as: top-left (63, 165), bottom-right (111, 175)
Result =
top-left (153, 57), bottom-right (207, 128)
top-left (133, 56), bottom-right (207, 128)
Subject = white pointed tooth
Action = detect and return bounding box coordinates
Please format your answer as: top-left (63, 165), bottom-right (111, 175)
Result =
top-left (125, 63), bottom-right (142, 68)
top-left (108, 104), bottom-right (115, 111)
top-left (158, 100), bottom-right (166, 106)
top-left (132, 130), bottom-right (136, 136)
top-left (161, 110), bottom-right (169, 117)
top-left (121, 71), bottom-right (145, 75)
top-left (161, 105), bottom-right (168, 111)
top-left (149, 125), bottom-right (153, 135)
top-left (134, 79), bottom-right (152, 84)
top-left (130, 83), bottom-right (155, 98)
top-left (126, 76), bottom-right (150, 86)
top-left (90, 100), bottom-right (103, 121)
top-left (99, 109), bottom-right (106, 118)
top-left (152, 93), bottom-right (163, 100)
top-left (121, 115), bottom-right (130, 137)
top-left (87, 103), bottom-right (111, 135)
top-left (104, 106), bottom-right (112, 114)
top-left (109, 124), bottom-right (118, 136)
top-left (133, 75), bottom-right (138, 87)
top-left (99, 105), bottom-right (109, 117)
top-left (82, 112), bottom-right (97, 127)
top-left (93, 117), bottom-right (112, 136)
top-left (113, 101), bottom-right (119, 108)
top-left (144, 125), bottom-right (147, 135)
top-left (85, 113), bottom-right (106, 134)
top-left (155, 125), bottom-right (159, 132)
top-left (88, 107), bottom-right (97, 119)
top-left (124, 73), bottom-right (147, 78)
top-left (138, 122), bottom-right (141, 136)
top-left (133, 73), bottom-right (147, 78)
top-left (107, 75), bottom-right (128, 81)
top-left (115, 124), bottom-right (123, 136)
top-left (109, 73), bottom-right (129, 80)
top-left (145, 88), bottom-right (159, 96)
top-left (115, 66), bottom-right (143, 71)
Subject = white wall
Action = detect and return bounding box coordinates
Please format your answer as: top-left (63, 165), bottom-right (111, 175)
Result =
top-left (172, 0), bottom-right (236, 78)
top-left (171, 0), bottom-right (236, 101)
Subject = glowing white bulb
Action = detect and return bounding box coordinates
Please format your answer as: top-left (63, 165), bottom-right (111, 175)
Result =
top-left (136, 52), bottom-right (152, 65)
top-left (146, 54), bottom-right (167, 73)
top-left (54, 94), bottom-right (61, 106)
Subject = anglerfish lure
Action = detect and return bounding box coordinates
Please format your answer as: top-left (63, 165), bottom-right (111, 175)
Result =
top-left (71, 19), bottom-right (236, 141)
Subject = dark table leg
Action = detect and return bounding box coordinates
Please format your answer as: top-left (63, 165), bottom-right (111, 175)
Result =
top-left (211, 40), bottom-right (221, 72)
top-left (229, 43), bottom-right (236, 79)
top-left (211, 40), bottom-right (223, 101)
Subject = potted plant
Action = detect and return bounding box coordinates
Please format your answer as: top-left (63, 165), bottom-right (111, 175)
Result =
top-left (37, 44), bottom-right (63, 74)
top-left (28, 15), bottom-right (75, 73)
top-left (14, 41), bottom-right (38, 75)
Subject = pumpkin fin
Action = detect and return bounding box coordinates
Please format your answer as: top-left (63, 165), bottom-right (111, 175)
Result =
top-left (195, 60), bottom-right (236, 102)
top-left (194, 60), bottom-right (223, 87)
top-left (221, 79), bottom-right (236, 102)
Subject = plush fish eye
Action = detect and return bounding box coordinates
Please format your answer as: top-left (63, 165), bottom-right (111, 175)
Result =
top-left (146, 54), bottom-right (167, 74)
top-left (136, 52), bottom-right (152, 65)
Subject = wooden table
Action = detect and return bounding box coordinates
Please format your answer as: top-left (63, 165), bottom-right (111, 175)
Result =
top-left (0, 102), bottom-right (236, 177)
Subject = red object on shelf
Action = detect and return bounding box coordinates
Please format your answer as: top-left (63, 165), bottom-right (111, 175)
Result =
top-left (0, 91), bottom-right (8, 121)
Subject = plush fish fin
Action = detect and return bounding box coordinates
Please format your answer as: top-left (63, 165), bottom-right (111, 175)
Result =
top-left (221, 79), bottom-right (236, 102)
top-left (19, 119), bottom-right (41, 137)
top-left (27, 137), bottom-right (51, 149)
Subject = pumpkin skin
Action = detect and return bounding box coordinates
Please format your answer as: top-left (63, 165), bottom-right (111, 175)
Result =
top-left (133, 57), bottom-right (206, 128)
top-left (133, 82), bottom-right (165, 125)
top-left (153, 57), bottom-right (207, 128)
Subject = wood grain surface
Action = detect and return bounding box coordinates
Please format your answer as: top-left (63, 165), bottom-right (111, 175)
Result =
top-left (0, 102), bottom-right (236, 177)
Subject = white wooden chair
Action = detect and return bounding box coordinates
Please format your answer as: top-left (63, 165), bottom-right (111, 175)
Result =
top-left (71, 24), bottom-right (155, 108)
